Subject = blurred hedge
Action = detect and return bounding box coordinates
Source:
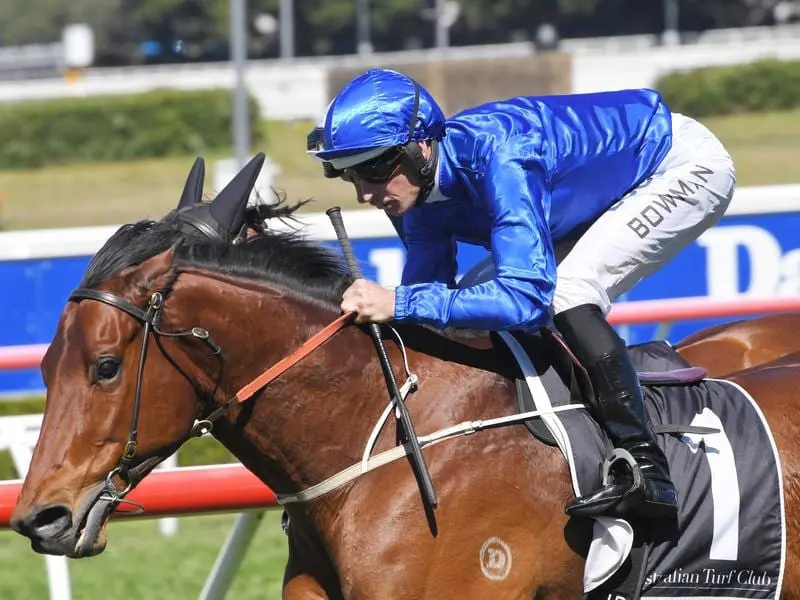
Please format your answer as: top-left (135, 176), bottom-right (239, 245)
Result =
top-left (0, 397), bottom-right (236, 480)
top-left (0, 89), bottom-right (263, 169)
top-left (656, 59), bottom-right (800, 118)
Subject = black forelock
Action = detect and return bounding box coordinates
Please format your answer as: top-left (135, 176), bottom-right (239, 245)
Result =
top-left (79, 219), bottom-right (185, 289)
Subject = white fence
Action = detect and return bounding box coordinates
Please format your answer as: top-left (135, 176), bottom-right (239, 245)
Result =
top-left (2, 183), bottom-right (800, 263)
top-left (2, 25), bottom-right (800, 120)
top-left (571, 32), bottom-right (800, 94)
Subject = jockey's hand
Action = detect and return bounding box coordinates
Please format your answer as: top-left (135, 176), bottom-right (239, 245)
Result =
top-left (341, 279), bottom-right (395, 324)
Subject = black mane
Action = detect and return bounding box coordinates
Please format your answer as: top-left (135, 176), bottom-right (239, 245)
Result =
top-left (80, 202), bottom-right (352, 307)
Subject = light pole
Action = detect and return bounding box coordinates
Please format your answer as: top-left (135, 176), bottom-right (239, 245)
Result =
top-left (356, 0), bottom-right (372, 54)
top-left (435, 0), bottom-right (448, 48)
top-left (424, 0), bottom-right (459, 49)
top-left (663, 0), bottom-right (679, 46)
top-left (279, 0), bottom-right (294, 59)
top-left (229, 0), bottom-right (250, 168)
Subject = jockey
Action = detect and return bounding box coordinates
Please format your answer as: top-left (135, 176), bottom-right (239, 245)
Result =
top-left (308, 68), bottom-right (736, 521)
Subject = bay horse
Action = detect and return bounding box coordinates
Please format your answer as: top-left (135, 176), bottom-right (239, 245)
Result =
top-left (9, 157), bottom-right (800, 598)
top-left (675, 313), bottom-right (800, 376)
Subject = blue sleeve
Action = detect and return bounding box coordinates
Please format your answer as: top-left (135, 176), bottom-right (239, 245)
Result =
top-left (399, 206), bottom-right (458, 287)
top-left (394, 138), bottom-right (556, 330)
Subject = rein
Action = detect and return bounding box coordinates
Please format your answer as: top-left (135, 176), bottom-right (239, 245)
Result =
top-left (235, 312), bottom-right (353, 402)
top-left (195, 311), bottom-right (353, 429)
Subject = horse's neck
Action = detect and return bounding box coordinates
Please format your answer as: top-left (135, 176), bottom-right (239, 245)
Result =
top-left (172, 271), bottom-right (401, 495)
top-left (172, 271), bottom-right (523, 510)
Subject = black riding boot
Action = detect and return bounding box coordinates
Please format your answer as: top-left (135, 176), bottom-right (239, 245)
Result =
top-left (553, 303), bottom-right (678, 520)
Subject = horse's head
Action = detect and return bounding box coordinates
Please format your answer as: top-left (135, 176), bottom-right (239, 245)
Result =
top-left (9, 154), bottom-right (269, 557)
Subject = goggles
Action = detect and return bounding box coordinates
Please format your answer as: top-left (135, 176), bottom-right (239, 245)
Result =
top-left (344, 148), bottom-right (405, 183)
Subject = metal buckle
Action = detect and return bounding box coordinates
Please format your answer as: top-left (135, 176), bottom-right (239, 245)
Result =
top-left (104, 467), bottom-right (134, 501)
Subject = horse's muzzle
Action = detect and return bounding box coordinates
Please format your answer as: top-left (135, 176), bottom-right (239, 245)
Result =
top-left (10, 484), bottom-right (111, 558)
top-left (11, 503), bottom-right (75, 555)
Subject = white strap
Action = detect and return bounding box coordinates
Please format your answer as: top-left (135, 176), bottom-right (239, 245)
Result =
top-left (277, 403), bottom-right (585, 505)
top-left (360, 326), bottom-right (418, 473)
top-left (361, 374), bottom-right (417, 473)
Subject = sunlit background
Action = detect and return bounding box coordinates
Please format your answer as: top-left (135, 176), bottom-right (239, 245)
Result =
top-left (1, 1), bottom-right (800, 598)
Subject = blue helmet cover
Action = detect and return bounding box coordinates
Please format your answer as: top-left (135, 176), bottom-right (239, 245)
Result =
top-left (313, 69), bottom-right (446, 162)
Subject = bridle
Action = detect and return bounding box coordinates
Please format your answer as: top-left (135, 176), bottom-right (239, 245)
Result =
top-left (68, 287), bottom-right (224, 504)
top-left (67, 283), bottom-right (351, 508)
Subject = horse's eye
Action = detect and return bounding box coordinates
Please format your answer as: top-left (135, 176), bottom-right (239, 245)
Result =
top-left (95, 357), bottom-right (120, 382)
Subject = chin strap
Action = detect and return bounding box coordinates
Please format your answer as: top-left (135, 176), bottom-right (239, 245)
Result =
top-left (406, 140), bottom-right (439, 205)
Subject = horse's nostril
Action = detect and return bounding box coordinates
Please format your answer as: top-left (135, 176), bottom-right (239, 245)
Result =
top-left (31, 506), bottom-right (71, 530)
top-left (12, 505), bottom-right (72, 539)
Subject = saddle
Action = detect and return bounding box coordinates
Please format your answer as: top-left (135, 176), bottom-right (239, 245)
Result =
top-left (495, 328), bottom-right (784, 600)
top-left (506, 329), bottom-right (706, 448)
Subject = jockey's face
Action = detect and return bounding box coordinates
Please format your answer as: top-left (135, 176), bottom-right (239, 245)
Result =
top-left (344, 142), bottom-right (429, 217)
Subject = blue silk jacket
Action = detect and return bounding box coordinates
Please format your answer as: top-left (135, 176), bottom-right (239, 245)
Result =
top-left (392, 89), bottom-right (673, 331)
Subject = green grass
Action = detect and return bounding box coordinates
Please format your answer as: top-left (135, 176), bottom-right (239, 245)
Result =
top-left (0, 120), bottom-right (356, 232)
top-left (703, 109), bottom-right (800, 186)
top-left (0, 511), bottom-right (288, 600)
top-left (1, 109), bottom-right (800, 232)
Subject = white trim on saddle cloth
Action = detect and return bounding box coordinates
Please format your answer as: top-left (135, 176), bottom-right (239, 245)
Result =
top-left (497, 331), bottom-right (634, 593)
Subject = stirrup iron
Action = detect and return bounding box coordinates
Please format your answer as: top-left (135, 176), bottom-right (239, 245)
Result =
top-left (601, 448), bottom-right (643, 492)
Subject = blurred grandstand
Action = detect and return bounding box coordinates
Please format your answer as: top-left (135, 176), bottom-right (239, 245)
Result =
top-left (1, 0), bottom-right (800, 75)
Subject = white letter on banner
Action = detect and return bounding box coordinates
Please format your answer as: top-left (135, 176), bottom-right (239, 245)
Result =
top-left (778, 249), bottom-right (800, 296)
top-left (696, 226), bottom-right (781, 297)
top-left (368, 248), bottom-right (405, 287)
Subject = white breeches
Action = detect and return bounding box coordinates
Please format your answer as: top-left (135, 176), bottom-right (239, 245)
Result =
top-left (551, 113), bottom-right (736, 316)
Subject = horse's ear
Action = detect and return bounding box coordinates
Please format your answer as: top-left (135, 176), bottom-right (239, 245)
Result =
top-left (177, 157), bottom-right (206, 211)
top-left (209, 152), bottom-right (265, 236)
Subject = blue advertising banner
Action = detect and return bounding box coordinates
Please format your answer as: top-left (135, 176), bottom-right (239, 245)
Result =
top-left (1, 208), bottom-right (799, 395)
